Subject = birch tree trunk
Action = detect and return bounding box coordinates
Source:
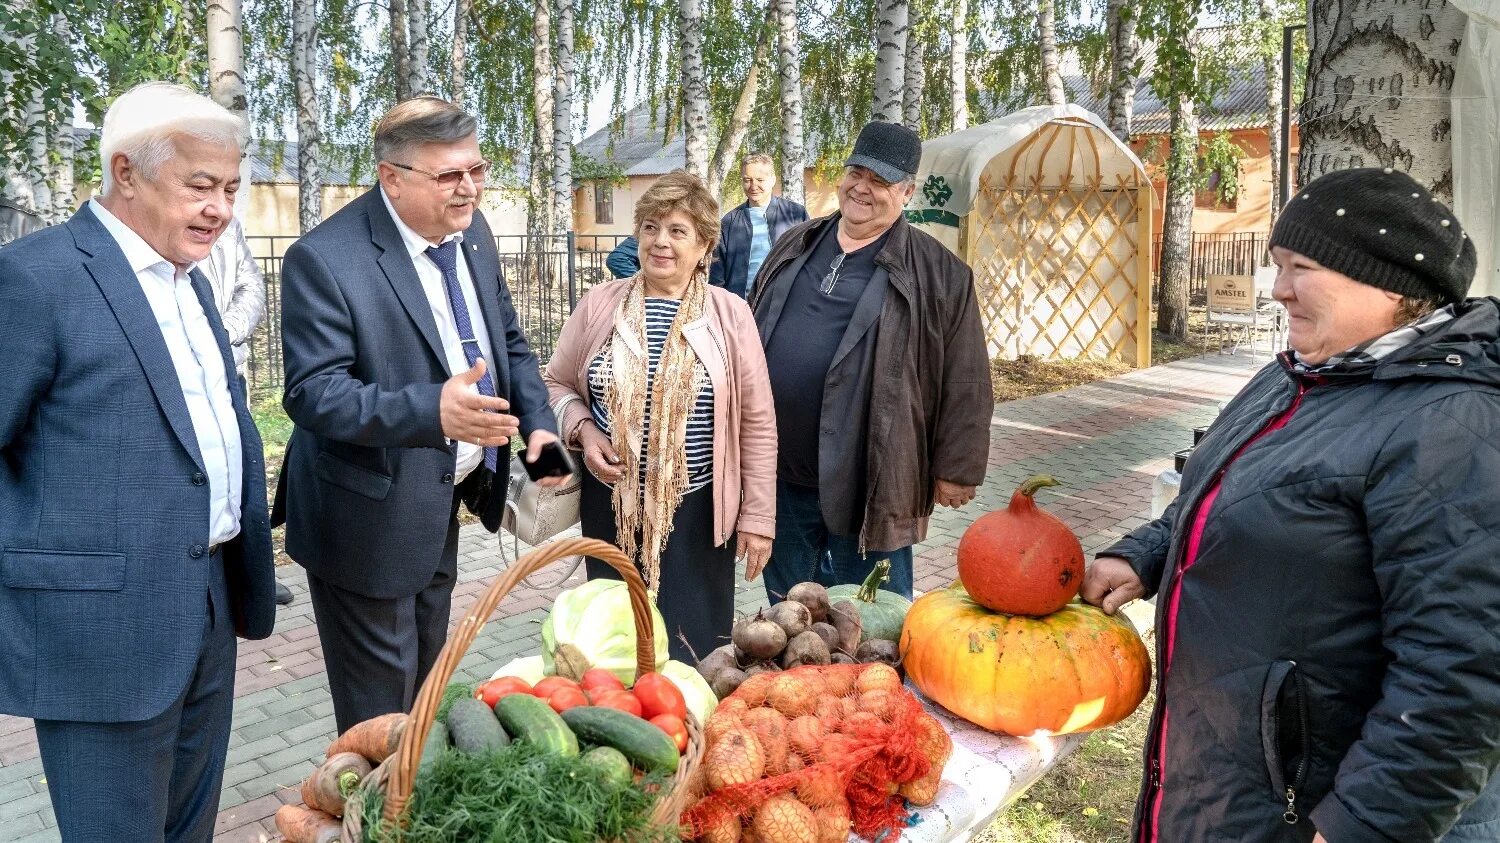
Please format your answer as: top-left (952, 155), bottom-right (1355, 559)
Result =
top-left (1039, 0), bottom-right (1065, 106)
top-left (1300, 0), bottom-right (1466, 199)
top-left (0, 0), bottom-right (35, 214)
top-left (950, 0), bottom-right (967, 131)
top-left (775, 0), bottom-right (805, 204)
top-left (1259, 0), bottom-right (1282, 227)
top-left (678, 0), bottom-right (710, 179)
top-left (407, 0), bottom-right (431, 96)
top-left (902, 16), bottom-right (925, 130)
top-left (48, 13), bottom-right (75, 221)
top-left (207, 0), bottom-right (249, 121)
top-left (552, 0), bottom-right (575, 235)
top-left (292, 0), bottom-right (322, 233)
top-left (451, 0), bottom-right (470, 103)
top-left (1157, 91), bottom-right (1197, 338)
top-left (389, 0), bottom-right (414, 101)
top-left (872, 0), bottom-right (908, 123)
top-left (707, 6), bottom-right (773, 199)
top-left (1106, 0), bottom-right (1137, 139)
top-left (530, 0), bottom-right (555, 240)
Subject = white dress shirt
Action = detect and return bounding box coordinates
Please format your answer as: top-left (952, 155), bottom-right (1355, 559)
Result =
top-left (380, 189), bottom-right (495, 483)
top-left (89, 200), bottom-right (244, 546)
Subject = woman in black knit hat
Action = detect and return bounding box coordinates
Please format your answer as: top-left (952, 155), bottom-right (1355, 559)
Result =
top-left (1080, 168), bottom-right (1500, 843)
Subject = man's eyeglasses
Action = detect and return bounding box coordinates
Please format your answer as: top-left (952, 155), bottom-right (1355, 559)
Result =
top-left (387, 160), bottom-right (491, 189)
top-left (820, 252), bottom-right (848, 296)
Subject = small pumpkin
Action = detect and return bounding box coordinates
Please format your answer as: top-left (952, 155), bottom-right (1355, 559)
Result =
top-left (956, 475), bottom-right (1084, 617)
top-left (900, 584), bottom-right (1150, 736)
top-left (825, 559), bottom-right (912, 643)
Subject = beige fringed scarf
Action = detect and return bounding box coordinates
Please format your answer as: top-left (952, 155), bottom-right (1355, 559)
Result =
top-left (603, 273), bottom-right (709, 596)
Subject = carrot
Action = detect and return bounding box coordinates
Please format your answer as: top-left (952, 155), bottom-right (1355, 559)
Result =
top-left (325, 712), bottom-right (408, 763)
top-left (274, 804), bottom-right (342, 843)
top-left (300, 751), bottom-right (372, 817)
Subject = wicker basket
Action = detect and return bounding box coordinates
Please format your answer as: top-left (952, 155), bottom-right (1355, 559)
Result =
top-left (341, 536), bottom-right (705, 841)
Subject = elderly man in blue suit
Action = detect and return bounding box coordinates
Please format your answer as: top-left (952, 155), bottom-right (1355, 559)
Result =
top-left (0, 82), bottom-right (276, 841)
top-left (273, 96), bottom-right (566, 734)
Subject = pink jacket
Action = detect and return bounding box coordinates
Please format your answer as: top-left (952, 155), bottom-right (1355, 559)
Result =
top-left (543, 279), bottom-right (777, 545)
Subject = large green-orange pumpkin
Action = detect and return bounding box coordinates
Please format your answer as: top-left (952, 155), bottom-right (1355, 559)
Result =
top-left (900, 585), bottom-right (1151, 735)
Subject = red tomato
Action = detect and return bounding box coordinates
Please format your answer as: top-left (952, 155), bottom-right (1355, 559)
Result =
top-left (476, 677), bottom-right (532, 708)
top-left (632, 673), bottom-right (688, 721)
top-left (547, 686), bottom-right (589, 713)
top-left (649, 713), bottom-right (689, 753)
top-left (591, 689), bottom-right (644, 718)
top-left (533, 676), bottom-right (580, 699)
top-left (581, 668), bottom-right (626, 693)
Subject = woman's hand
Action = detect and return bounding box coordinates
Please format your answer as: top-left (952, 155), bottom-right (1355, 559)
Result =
top-left (738, 532), bottom-right (773, 582)
top-left (577, 422), bottom-right (624, 484)
top-left (1079, 556), bottom-right (1146, 615)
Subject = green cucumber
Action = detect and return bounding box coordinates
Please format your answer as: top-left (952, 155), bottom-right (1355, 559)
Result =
top-left (418, 720), bottom-right (452, 776)
top-left (560, 706), bottom-right (679, 775)
top-left (494, 694), bottom-right (579, 757)
top-left (446, 698), bottom-right (509, 755)
top-left (579, 746), bottom-right (633, 788)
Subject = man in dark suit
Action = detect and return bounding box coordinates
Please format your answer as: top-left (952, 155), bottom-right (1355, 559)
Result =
top-left (0, 82), bottom-right (276, 841)
top-left (274, 97), bottom-right (565, 733)
top-left (710, 153), bottom-right (808, 298)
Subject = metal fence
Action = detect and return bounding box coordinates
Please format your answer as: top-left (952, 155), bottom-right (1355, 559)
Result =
top-left (243, 232), bottom-right (632, 399)
top-left (1150, 231), bottom-right (1270, 300)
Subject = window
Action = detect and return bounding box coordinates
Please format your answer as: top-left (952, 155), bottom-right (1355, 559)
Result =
top-left (1195, 166), bottom-right (1239, 211)
top-left (594, 182), bottom-right (613, 224)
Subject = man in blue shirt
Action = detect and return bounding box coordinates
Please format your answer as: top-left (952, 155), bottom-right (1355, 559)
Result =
top-left (710, 154), bottom-right (808, 298)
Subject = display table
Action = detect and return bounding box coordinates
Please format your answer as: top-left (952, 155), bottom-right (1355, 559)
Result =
top-left (855, 688), bottom-right (1087, 842)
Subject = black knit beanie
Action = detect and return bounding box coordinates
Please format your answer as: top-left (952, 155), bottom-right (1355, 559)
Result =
top-left (1270, 168), bottom-right (1476, 304)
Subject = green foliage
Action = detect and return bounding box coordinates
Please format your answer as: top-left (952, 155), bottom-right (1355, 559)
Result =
top-left (1197, 130), bottom-right (1246, 204)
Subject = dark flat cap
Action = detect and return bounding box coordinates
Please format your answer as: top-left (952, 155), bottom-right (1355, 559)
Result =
top-left (845, 121), bottom-right (922, 184)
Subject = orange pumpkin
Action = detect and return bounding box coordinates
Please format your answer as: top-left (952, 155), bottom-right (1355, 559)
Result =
top-left (900, 585), bottom-right (1151, 735)
top-left (957, 475), bottom-right (1084, 616)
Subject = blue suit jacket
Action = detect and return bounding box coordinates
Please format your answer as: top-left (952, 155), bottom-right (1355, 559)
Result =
top-left (0, 209), bottom-right (276, 724)
top-left (710, 196), bottom-right (808, 297)
top-left (272, 189), bottom-right (556, 600)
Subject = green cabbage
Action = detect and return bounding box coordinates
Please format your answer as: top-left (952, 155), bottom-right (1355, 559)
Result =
top-left (541, 579), bottom-right (669, 684)
top-left (660, 660), bottom-right (719, 726)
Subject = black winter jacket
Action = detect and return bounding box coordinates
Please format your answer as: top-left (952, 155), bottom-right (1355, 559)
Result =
top-left (1104, 298), bottom-right (1500, 843)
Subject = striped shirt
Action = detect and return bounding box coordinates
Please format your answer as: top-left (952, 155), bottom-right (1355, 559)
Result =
top-left (588, 298), bottom-right (715, 492)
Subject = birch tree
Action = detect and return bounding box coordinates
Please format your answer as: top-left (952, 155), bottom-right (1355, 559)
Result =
top-left (1258, 0), bottom-right (1282, 225)
top-left (207, 0), bottom-right (249, 120)
top-left (872, 0), bottom-right (908, 123)
top-left (50, 14), bottom-right (75, 220)
top-left (1299, 0), bottom-right (1466, 200)
top-left (1105, 0), bottom-right (1137, 138)
top-left (951, 0), bottom-right (967, 131)
top-left (774, 0), bottom-right (805, 204)
top-left (1038, 0), bottom-right (1066, 105)
top-left (552, 0), bottom-right (575, 234)
top-left (407, 0), bottom-right (431, 96)
top-left (530, 0), bottom-right (555, 239)
top-left (389, 0), bottom-right (414, 101)
top-left (707, 6), bottom-right (773, 198)
top-left (902, 1), bottom-right (926, 130)
top-left (451, 0), bottom-right (469, 104)
top-left (679, 0), bottom-right (709, 178)
top-left (292, 0), bottom-right (322, 232)
top-left (1147, 6), bottom-right (1202, 339)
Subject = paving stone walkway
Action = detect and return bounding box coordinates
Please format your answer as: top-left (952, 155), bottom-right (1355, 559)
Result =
top-left (0, 352), bottom-right (1260, 842)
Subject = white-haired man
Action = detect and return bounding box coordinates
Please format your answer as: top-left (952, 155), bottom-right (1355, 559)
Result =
top-left (0, 82), bottom-right (276, 840)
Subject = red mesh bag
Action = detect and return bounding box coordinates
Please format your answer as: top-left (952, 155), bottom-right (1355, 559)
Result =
top-left (681, 663), bottom-right (953, 842)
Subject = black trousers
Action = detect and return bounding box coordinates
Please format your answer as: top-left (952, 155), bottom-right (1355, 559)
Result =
top-left (308, 491), bottom-right (460, 734)
top-left (35, 552), bottom-right (235, 843)
top-left (580, 471), bottom-right (736, 662)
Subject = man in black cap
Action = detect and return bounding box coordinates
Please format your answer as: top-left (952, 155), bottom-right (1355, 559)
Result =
top-left (750, 120), bottom-right (992, 603)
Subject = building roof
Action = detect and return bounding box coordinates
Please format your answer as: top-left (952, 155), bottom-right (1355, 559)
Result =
top-left (1062, 25), bottom-right (1285, 136)
top-left (247, 140), bottom-right (378, 187)
top-left (575, 101), bottom-right (686, 177)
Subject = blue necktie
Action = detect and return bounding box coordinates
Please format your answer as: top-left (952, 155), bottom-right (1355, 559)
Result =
top-left (426, 240), bottom-right (499, 472)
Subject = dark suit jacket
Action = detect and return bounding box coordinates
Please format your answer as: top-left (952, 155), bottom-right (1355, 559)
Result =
top-left (0, 208), bottom-right (275, 724)
top-left (710, 196), bottom-right (808, 297)
top-left (273, 189), bottom-right (555, 599)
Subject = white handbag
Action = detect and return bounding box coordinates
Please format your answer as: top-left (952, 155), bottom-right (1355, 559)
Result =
top-left (501, 395), bottom-right (584, 551)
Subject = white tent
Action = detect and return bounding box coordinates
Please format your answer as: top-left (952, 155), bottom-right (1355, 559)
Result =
top-left (908, 104), bottom-right (1155, 366)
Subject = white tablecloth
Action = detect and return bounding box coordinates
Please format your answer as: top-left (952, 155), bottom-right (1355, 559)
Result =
top-left (852, 687), bottom-right (1087, 842)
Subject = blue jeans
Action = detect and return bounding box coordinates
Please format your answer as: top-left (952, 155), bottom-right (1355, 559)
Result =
top-left (764, 480), bottom-right (914, 603)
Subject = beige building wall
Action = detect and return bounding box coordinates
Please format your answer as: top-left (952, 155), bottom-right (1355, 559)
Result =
top-left (1133, 124), bottom-right (1301, 240)
top-left (241, 183), bottom-right (530, 254)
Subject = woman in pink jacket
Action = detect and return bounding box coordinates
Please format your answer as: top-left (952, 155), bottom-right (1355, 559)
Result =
top-left (545, 171), bottom-right (777, 660)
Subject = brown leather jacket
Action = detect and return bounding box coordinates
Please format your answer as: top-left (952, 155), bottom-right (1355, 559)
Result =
top-left (752, 214), bottom-right (991, 551)
top-left (544, 278), bottom-right (778, 545)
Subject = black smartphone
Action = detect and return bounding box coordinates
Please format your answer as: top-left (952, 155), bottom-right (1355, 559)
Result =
top-left (523, 440), bottom-right (577, 481)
